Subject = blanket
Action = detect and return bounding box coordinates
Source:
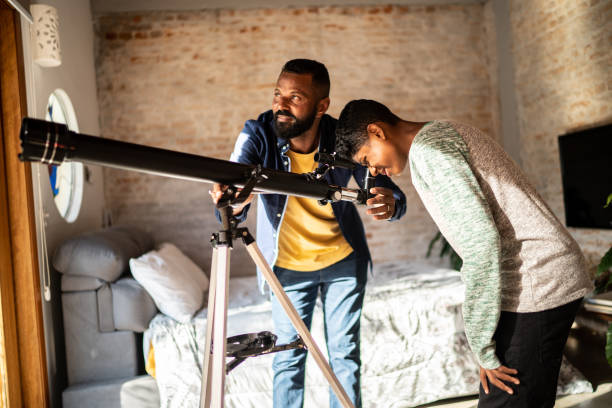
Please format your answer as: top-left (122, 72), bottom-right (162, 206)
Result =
top-left (144, 261), bottom-right (593, 407)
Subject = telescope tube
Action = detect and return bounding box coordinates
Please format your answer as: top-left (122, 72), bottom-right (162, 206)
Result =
top-left (18, 118), bottom-right (362, 203)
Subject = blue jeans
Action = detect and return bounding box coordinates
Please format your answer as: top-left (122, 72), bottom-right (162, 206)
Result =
top-left (271, 252), bottom-right (367, 408)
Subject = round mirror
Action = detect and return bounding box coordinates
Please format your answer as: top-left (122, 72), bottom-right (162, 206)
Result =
top-left (45, 90), bottom-right (83, 223)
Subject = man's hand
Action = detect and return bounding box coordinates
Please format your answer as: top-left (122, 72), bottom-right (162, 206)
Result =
top-left (366, 187), bottom-right (395, 220)
top-left (480, 365), bottom-right (519, 395)
top-left (209, 183), bottom-right (254, 215)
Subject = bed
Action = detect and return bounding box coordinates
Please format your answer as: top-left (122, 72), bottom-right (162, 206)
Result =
top-left (144, 260), bottom-right (593, 407)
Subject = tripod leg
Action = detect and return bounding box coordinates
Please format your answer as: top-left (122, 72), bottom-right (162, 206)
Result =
top-left (200, 245), bottom-right (231, 408)
top-left (200, 247), bottom-right (217, 408)
top-left (245, 242), bottom-right (356, 408)
top-left (212, 245), bottom-right (230, 407)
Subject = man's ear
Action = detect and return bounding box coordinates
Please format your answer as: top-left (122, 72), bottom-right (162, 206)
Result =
top-left (316, 97), bottom-right (330, 117)
top-left (366, 123), bottom-right (387, 141)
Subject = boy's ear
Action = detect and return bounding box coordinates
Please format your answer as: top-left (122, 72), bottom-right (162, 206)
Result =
top-left (367, 123), bottom-right (387, 141)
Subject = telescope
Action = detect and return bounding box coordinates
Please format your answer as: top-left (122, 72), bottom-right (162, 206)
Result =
top-left (19, 117), bottom-right (368, 407)
top-left (18, 118), bottom-right (369, 204)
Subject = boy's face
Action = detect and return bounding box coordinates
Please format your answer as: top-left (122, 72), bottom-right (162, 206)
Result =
top-left (352, 128), bottom-right (407, 177)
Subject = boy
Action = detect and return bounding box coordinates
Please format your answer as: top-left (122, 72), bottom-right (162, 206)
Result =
top-left (334, 99), bottom-right (593, 408)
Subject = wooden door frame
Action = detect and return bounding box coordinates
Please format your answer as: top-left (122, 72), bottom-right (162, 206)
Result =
top-left (0, 1), bottom-right (49, 407)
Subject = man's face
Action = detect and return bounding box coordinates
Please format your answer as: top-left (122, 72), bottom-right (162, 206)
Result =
top-left (352, 131), bottom-right (406, 177)
top-left (272, 72), bottom-right (320, 139)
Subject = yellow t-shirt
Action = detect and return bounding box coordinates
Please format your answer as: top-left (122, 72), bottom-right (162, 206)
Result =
top-left (275, 149), bottom-right (353, 271)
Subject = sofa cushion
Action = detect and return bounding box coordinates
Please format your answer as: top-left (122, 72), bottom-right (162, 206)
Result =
top-left (62, 290), bottom-right (140, 385)
top-left (95, 278), bottom-right (158, 333)
top-left (53, 226), bottom-right (153, 282)
top-left (63, 376), bottom-right (147, 408)
top-left (62, 275), bottom-right (106, 292)
top-left (97, 284), bottom-right (115, 332)
top-left (62, 375), bottom-right (160, 408)
top-left (112, 278), bottom-right (158, 332)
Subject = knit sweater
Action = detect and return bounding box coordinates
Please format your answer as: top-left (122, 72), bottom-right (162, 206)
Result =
top-left (409, 120), bottom-right (593, 369)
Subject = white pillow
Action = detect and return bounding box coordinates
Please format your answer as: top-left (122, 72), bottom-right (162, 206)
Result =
top-left (157, 243), bottom-right (210, 290)
top-left (130, 243), bottom-right (210, 323)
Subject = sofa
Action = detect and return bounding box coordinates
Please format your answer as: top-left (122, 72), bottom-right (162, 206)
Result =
top-left (53, 226), bottom-right (161, 408)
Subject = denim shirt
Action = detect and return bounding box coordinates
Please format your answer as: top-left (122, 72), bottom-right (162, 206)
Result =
top-left (217, 110), bottom-right (407, 292)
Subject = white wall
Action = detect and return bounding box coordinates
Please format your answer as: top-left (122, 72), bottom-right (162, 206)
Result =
top-left (21, 0), bottom-right (105, 406)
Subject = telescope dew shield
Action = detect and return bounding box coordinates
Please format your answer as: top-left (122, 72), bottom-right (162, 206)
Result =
top-left (18, 117), bottom-right (357, 203)
top-left (19, 118), bottom-right (71, 165)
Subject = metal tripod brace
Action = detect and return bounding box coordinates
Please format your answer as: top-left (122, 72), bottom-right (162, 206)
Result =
top-left (199, 166), bottom-right (355, 408)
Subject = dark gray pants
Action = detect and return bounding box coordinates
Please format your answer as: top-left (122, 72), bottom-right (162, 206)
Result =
top-left (478, 298), bottom-right (582, 408)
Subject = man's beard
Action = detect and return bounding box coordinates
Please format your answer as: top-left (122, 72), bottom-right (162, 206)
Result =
top-left (273, 108), bottom-right (317, 139)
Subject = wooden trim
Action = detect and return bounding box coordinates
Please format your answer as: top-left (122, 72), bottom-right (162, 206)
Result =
top-left (0, 93), bottom-right (20, 408)
top-left (0, 1), bottom-right (49, 407)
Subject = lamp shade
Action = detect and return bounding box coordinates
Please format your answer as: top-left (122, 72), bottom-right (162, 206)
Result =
top-left (31, 4), bottom-right (61, 67)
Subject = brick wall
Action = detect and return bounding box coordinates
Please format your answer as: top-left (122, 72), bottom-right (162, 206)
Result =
top-left (510, 0), bottom-right (612, 269)
top-left (94, 4), bottom-right (499, 275)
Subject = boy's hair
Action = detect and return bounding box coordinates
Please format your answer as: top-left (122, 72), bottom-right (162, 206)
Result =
top-left (335, 99), bottom-right (400, 159)
top-left (281, 59), bottom-right (330, 99)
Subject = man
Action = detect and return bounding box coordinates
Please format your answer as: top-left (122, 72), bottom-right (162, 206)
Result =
top-left (210, 61), bottom-right (406, 408)
top-left (334, 99), bottom-right (593, 408)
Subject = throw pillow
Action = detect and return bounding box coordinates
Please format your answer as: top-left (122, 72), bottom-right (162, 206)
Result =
top-left (130, 243), bottom-right (209, 323)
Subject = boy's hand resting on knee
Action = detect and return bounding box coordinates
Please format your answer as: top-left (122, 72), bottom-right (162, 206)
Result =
top-left (480, 365), bottom-right (520, 395)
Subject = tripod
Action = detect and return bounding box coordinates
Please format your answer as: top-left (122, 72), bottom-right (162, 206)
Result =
top-left (199, 181), bottom-right (355, 408)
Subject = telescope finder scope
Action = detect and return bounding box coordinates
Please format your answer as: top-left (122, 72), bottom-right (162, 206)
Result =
top-left (314, 152), bottom-right (356, 170)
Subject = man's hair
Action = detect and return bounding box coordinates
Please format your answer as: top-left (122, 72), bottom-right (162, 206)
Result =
top-left (335, 99), bottom-right (400, 159)
top-left (281, 59), bottom-right (330, 99)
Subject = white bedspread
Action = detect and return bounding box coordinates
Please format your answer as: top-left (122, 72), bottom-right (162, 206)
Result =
top-left (144, 261), bottom-right (593, 407)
